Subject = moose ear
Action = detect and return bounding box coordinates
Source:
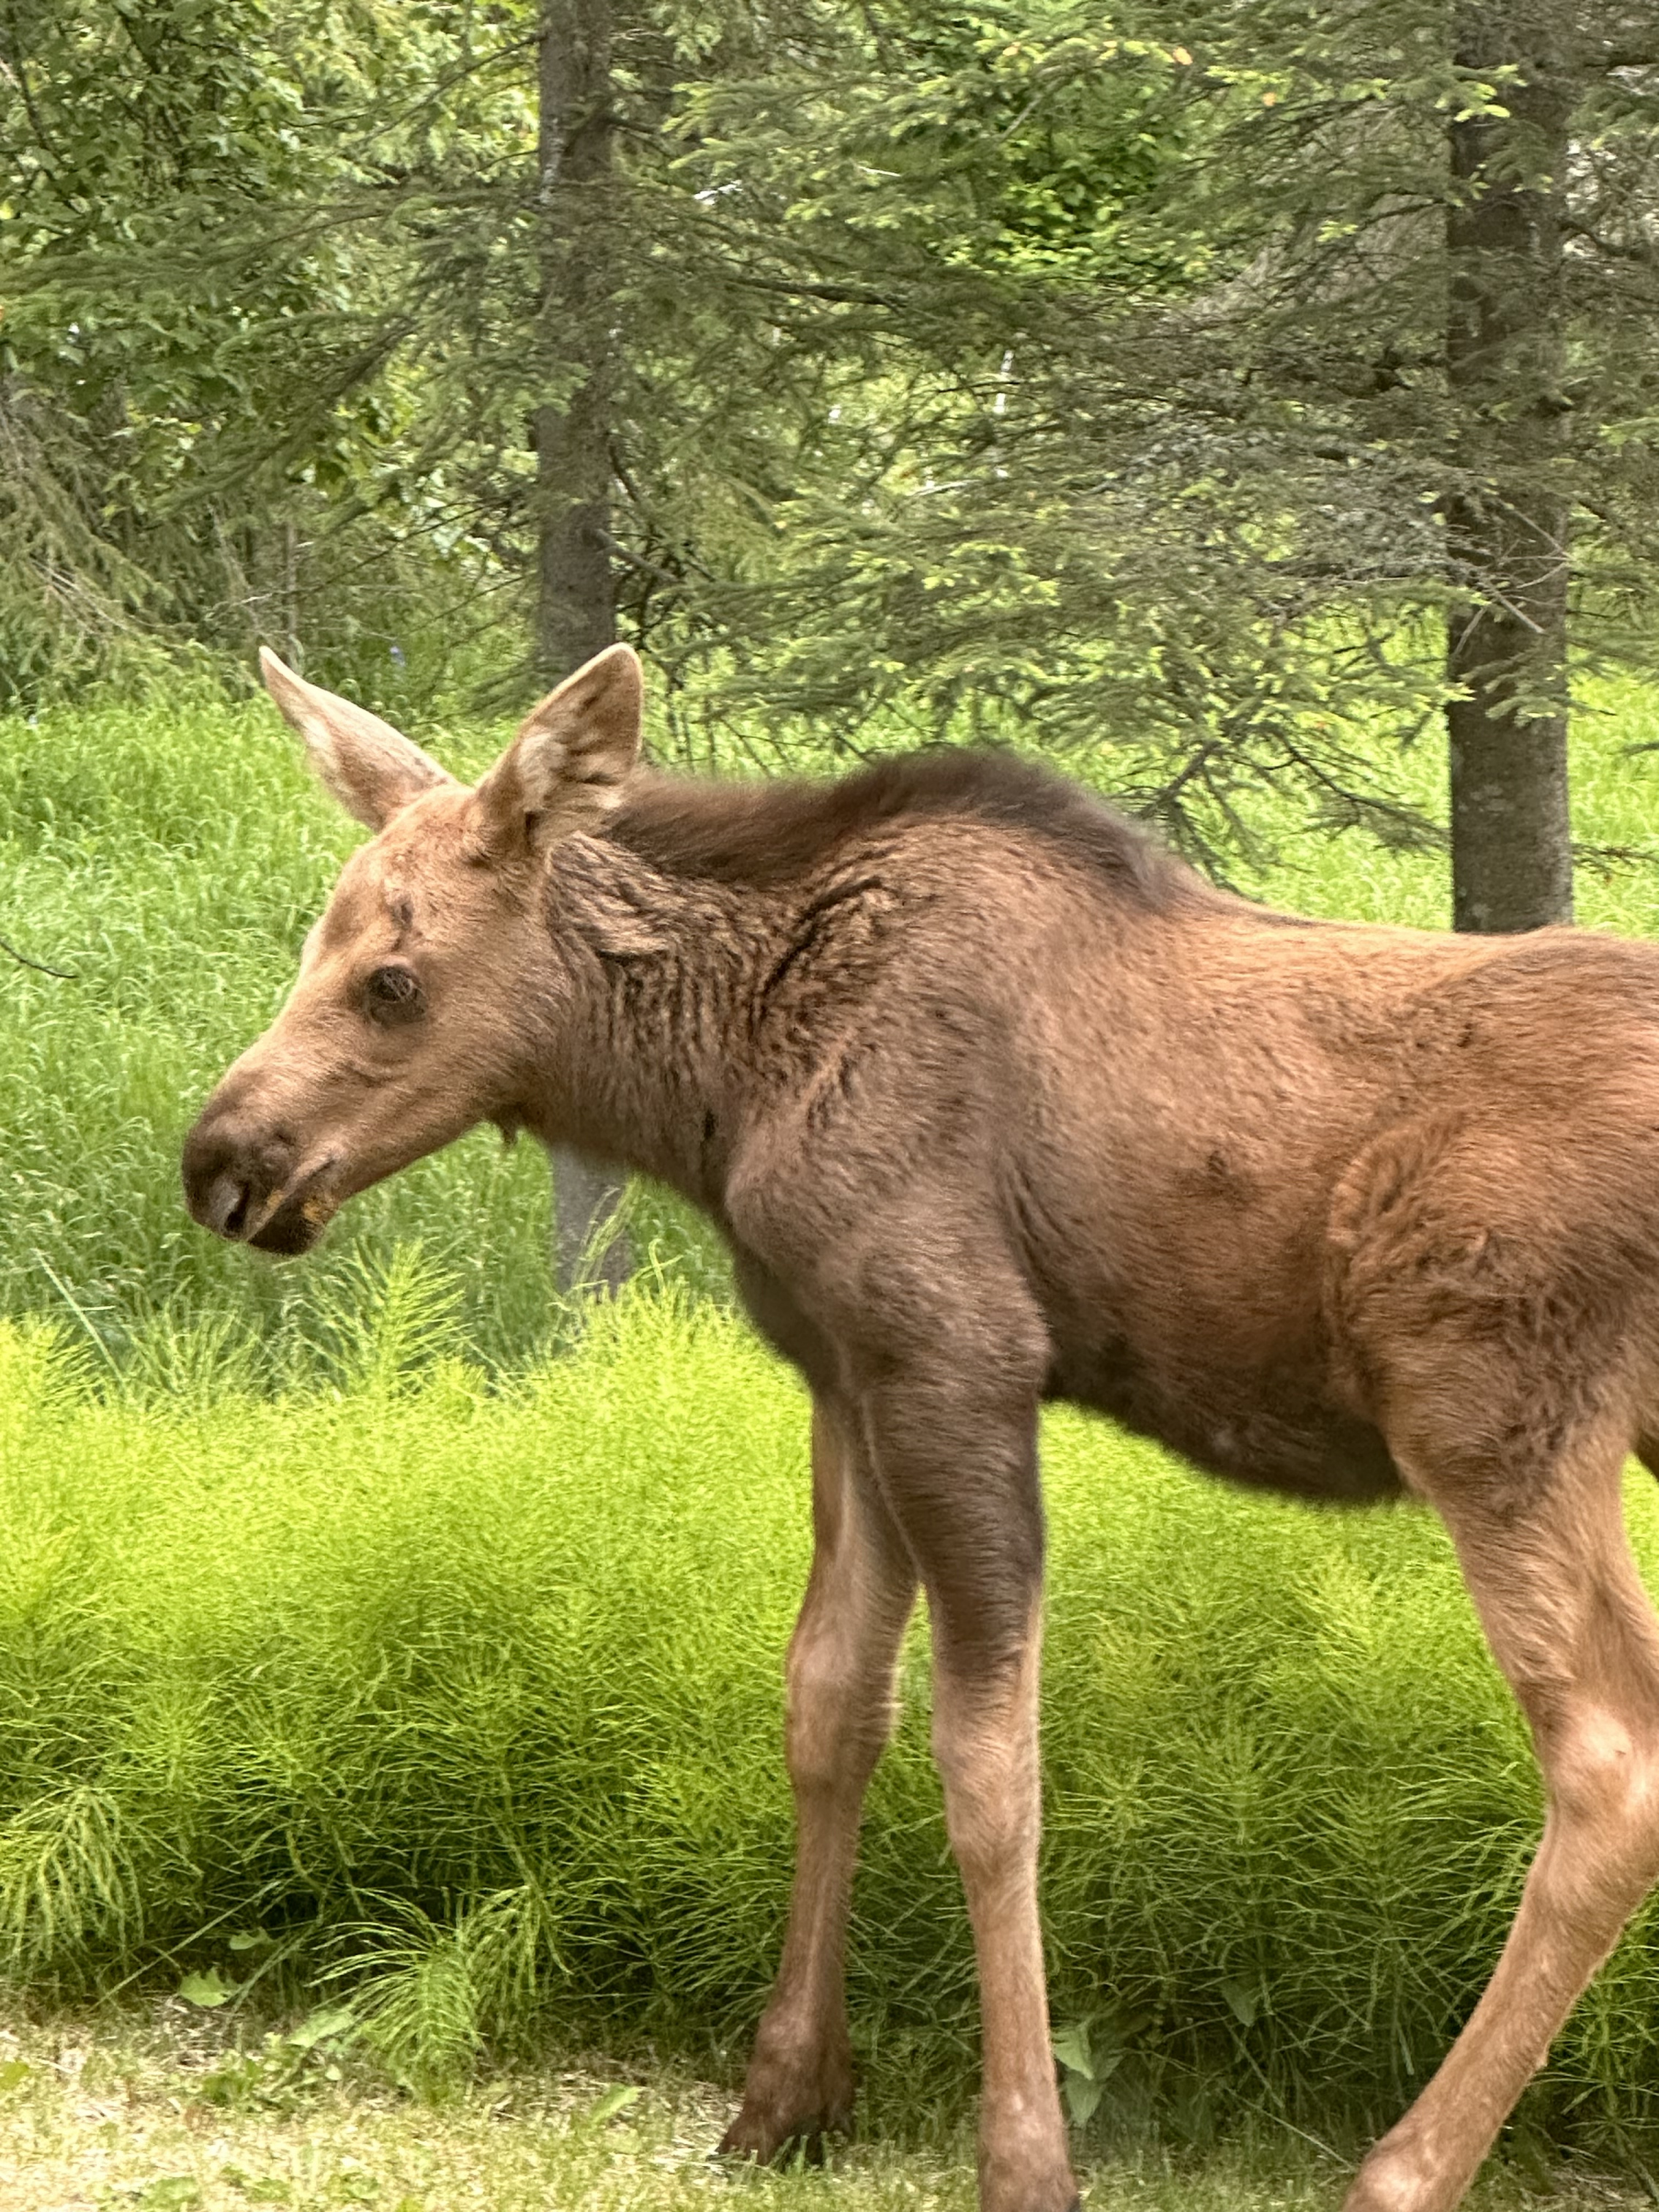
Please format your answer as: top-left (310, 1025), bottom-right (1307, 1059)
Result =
top-left (260, 648), bottom-right (454, 831)
top-left (472, 644), bottom-right (642, 857)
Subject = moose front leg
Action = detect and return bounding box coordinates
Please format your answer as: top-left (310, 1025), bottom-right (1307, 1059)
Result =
top-left (932, 1602), bottom-right (1073, 2212)
top-left (721, 1395), bottom-right (917, 2161)
top-left (867, 1370), bottom-right (1077, 2212)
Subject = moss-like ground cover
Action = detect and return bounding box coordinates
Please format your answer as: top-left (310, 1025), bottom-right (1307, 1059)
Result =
top-left (3, 2001), bottom-right (1645, 2212)
top-left (4, 1290), bottom-right (1659, 2150)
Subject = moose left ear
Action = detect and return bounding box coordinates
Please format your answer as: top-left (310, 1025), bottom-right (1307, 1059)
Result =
top-left (473, 644), bottom-right (643, 856)
top-left (260, 648), bottom-right (455, 830)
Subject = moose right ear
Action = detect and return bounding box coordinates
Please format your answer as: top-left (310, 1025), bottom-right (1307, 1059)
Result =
top-left (471, 644), bottom-right (643, 859)
top-left (260, 649), bottom-right (455, 830)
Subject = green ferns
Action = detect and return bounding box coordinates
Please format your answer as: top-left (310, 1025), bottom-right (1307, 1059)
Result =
top-left (2, 1290), bottom-right (1659, 2147)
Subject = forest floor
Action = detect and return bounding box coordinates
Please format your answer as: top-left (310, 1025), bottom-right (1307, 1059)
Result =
top-left (1, 2005), bottom-right (1651, 2212)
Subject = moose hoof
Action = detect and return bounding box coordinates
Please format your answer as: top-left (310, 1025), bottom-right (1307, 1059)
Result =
top-left (718, 2079), bottom-right (853, 2167)
top-left (721, 2028), bottom-right (854, 2165)
top-left (718, 2109), bottom-right (850, 2166)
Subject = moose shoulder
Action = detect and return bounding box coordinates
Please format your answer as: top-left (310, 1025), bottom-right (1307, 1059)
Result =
top-left (184, 644), bottom-right (1659, 2212)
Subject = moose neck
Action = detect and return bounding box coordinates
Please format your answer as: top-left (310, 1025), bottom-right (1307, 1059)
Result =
top-left (522, 823), bottom-right (797, 1211)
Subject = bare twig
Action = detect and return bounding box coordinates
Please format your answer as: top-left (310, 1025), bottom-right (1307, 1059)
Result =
top-left (0, 932), bottom-right (78, 979)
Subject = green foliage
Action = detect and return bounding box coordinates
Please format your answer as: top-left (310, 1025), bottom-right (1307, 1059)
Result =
top-left (343, 1884), bottom-right (565, 2099)
top-left (6, 0), bottom-right (1655, 877)
top-left (0, 1), bottom-right (530, 702)
top-left (0, 1290), bottom-right (1658, 2147)
top-left (659, 0), bottom-right (1659, 849)
top-left (194, 2003), bottom-right (358, 2113)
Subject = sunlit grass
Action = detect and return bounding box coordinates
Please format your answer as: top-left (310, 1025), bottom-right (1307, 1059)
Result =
top-left (1, 1286), bottom-right (1659, 2149)
top-left (1216, 671), bottom-right (1659, 933)
top-left (10, 674), bottom-right (1659, 2150)
top-left (2, 1999), bottom-right (1646, 2212)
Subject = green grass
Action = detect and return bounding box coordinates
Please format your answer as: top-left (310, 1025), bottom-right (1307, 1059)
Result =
top-left (0, 681), bottom-right (726, 1376)
top-left (1215, 672), bottom-right (1659, 934)
top-left (3, 1289), bottom-right (1659, 2153)
top-left (2, 2000), bottom-right (1647, 2212)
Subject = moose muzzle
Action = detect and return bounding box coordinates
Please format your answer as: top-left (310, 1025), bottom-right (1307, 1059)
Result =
top-left (181, 1099), bottom-right (338, 1257)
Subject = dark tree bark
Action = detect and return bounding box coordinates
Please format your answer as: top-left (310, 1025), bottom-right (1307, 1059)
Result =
top-left (538, 0), bottom-right (631, 1291)
top-left (1445, 4), bottom-right (1575, 933)
top-left (536, 0), bottom-right (618, 680)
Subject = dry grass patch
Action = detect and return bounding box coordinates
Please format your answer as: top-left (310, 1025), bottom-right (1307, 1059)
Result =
top-left (0, 2004), bottom-right (933, 2212)
top-left (0, 2005), bottom-right (1654, 2212)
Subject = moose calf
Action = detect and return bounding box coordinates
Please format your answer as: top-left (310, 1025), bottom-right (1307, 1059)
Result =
top-left (187, 644), bottom-right (1659, 2212)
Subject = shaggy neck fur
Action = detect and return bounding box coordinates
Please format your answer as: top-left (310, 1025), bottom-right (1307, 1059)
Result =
top-left (516, 750), bottom-right (1219, 1205)
top-left (524, 832), bottom-right (802, 1206)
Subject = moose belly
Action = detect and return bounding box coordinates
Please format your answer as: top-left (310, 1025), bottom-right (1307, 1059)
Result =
top-left (1049, 1333), bottom-right (1403, 1505)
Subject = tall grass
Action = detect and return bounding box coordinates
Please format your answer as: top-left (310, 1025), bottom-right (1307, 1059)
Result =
top-left (1, 1285), bottom-right (1659, 2149)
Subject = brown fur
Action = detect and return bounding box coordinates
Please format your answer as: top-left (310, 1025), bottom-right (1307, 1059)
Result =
top-left (185, 647), bottom-right (1659, 2212)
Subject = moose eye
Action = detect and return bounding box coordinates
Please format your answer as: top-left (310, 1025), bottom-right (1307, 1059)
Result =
top-left (362, 964), bottom-right (424, 1025)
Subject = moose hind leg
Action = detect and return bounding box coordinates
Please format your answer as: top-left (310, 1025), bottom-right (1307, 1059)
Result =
top-left (721, 1395), bottom-right (917, 2162)
top-left (1347, 1416), bottom-right (1659, 2212)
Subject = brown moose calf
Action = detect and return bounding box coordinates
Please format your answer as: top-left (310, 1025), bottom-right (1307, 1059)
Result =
top-left (185, 644), bottom-right (1659, 2212)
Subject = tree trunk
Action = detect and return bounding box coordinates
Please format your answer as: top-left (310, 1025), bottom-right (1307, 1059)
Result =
top-left (552, 1148), bottom-right (632, 1298)
top-left (1444, 5), bottom-right (1574, 934)
top-left (538, 0), bottom-right (631, 1292)
top-left (536, 0), bottom-right (617, 680)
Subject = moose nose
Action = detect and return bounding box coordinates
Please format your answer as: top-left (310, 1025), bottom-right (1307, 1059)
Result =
top-left (200, 1174), bottom-right (252, 1240)
top-left (181, 1113), bottom-right (296, 1243)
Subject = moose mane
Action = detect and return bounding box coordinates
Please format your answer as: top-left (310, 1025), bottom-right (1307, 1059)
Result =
top-left (608, 746), bottom-right (1218, 911)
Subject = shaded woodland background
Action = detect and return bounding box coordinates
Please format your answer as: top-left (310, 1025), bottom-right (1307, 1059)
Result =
top-left (4, 1), bottom-right (1658, 914)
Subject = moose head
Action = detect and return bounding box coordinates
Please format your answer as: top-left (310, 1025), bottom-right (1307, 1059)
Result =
top-left (181, 644), bottom-right (643, 1254)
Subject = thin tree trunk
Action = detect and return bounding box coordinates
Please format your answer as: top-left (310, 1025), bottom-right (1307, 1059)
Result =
top-left (1445, 5), bottom-right (1574, 933)
top-left (536, 0), bottom-right (617, 680)
top-left (552, 1148), bottom-right (632, 1297)
top-left (538, 0), bottom-right (631, 1290)
top-left (279, 519), bottom-right (300, 671)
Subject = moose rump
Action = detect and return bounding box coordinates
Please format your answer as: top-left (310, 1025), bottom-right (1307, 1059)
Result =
top-left (185, 642), bottom-right (1659, 2212)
